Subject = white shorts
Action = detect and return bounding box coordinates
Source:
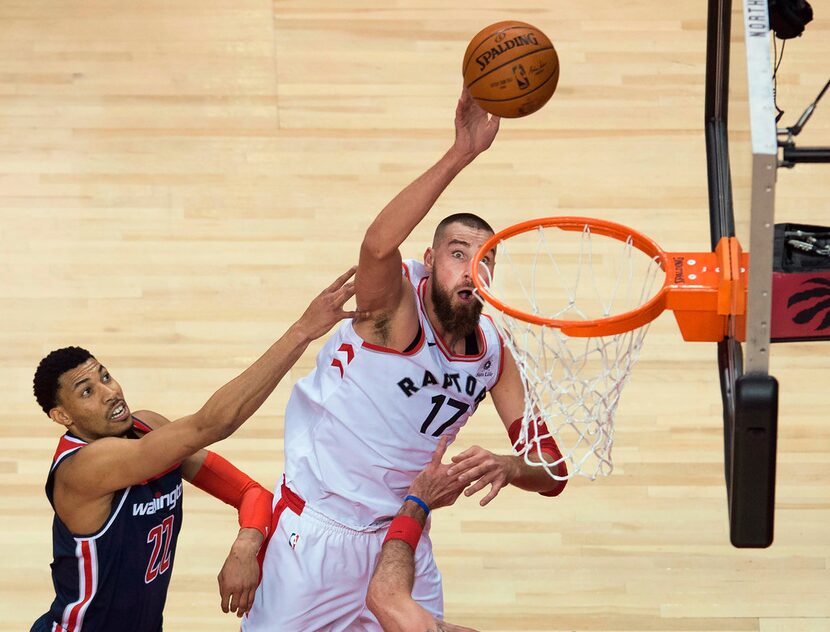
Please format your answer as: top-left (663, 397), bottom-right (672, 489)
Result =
top-left (242, 478), bottom-right (443, 632)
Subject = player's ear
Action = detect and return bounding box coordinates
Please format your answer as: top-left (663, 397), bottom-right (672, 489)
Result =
top-left (424, 247), bottom-right (434, 273)
top-left (49, 407), bottom-right (72, 430)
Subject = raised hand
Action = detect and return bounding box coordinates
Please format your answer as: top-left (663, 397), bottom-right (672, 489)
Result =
top-left (452, 87), bottom-right (501, 161)
top-left (296, 266), bottom-right (362, 341)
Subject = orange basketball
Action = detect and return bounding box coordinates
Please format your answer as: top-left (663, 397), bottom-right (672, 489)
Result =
top-left (462, 21), bottom-right (559, 118)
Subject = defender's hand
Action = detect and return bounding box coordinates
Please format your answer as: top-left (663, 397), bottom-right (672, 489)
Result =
top-left (296, 266), bottom-right (362, 341)
top-left (447, 445), bottom-right (520, 507)
top-left (407, 436), bottom-right (467, 512)
top-left (452, 87), bottom-right (500, 161)
top-left (217, 528), bottom-right (262, 617)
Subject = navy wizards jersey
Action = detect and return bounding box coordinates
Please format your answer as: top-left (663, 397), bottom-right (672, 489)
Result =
top-left (33, 419), bottom-right (183, 632)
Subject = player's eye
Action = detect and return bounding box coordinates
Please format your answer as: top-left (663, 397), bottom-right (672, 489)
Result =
top-left (102, 373), bottom-right (110, 382)
top-left (81, 387), bottom-right (91, 397)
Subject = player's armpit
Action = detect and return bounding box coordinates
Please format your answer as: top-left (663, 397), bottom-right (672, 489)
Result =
top-left (356, 237), bottom-right (409, 315)
top-left (354, 266), bottom-right (420, 350)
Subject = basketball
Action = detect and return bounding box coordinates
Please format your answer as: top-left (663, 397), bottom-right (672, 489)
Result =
top-left (462, 21), bottom-right (559, 118)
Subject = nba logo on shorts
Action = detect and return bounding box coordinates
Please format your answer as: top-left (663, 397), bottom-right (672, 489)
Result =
top-left (288, 532), bottom-right (300, 549)
top-left (512, 64), bottom-right (530, 89)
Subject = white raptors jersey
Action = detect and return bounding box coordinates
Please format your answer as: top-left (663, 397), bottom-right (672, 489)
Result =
top-left (283, 260), bottom-right (504, 530)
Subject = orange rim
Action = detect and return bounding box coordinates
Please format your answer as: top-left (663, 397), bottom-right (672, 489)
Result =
top-left (472, 217), bottom-right (745, 340)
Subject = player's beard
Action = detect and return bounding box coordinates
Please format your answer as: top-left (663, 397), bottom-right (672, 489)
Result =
top-left (431, 277), bottom-right (482, 338)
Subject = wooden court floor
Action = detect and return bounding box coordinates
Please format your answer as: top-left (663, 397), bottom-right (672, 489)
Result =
top-left (1, 1), bottom-right (828, 630)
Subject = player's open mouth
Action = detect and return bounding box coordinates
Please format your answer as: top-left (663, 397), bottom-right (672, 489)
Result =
top-left (109, 402), bottom-right (129, 421)
top-left (457, 289), bottom-right (474, 301)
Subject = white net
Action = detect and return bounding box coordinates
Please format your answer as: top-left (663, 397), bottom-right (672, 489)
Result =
top-left (476, 223), bottom-right (665, 480)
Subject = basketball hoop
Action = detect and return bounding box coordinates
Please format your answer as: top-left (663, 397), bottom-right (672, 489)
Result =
top-left (472, 217), bottom-right (748, 480)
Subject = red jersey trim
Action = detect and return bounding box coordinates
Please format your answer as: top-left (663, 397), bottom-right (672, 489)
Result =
top-left (60, 539), bottom-right (98, 630)
top-left (418, 277), bottom-right (487, 362)
top-left (361, 326), bottom-right (425, 356)
top-left (132, 417), bottom-right (152, 433)
top-left (257, 479), bottom-right (305, 582)
top-left (51, 436), bottom-right (87, 472)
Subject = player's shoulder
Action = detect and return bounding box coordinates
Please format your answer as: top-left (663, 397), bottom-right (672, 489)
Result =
top-left (131, 410), bottom-right (171, 432)
top-left (402, 259), bottom-right (427, 286)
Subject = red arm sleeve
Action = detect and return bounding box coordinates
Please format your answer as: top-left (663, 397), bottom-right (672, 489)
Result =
top-left (508, 417), bottom-right (568, 497)
top-left (190, 451), bottom-right (274, 538)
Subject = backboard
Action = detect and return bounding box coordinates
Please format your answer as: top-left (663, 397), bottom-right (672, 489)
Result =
top-left (706, 0), bottom-right (779, 547)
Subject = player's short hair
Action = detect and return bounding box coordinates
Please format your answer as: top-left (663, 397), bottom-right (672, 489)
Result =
top-left (33, 346), bottom-right (93, 414)
top-left (433, 213), bottom-right (494, 246)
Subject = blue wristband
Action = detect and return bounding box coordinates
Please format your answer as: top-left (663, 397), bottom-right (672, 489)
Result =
top-left (404, 494), bottom-right (430, 516)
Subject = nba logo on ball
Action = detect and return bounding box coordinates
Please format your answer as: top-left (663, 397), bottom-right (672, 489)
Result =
top-left (512, 64), bottom-right (530, 89)
top-left (463, 21), bottom-right (559, 118)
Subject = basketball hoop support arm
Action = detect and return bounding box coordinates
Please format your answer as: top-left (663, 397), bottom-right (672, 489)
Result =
top-left (665, 237), bottom-right (748, 342)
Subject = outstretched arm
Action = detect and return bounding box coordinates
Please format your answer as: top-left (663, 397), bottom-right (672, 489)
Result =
top-left (366, 438), bottom-right (477, 632)
top-left (355, 89), bottom-right (500, 349)
top-left (61, 267), bottom-right (359, 499)
top-left (131, 412), bottom-right (271, 618)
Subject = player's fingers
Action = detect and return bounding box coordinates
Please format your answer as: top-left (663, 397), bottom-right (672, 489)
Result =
top-left (464, 468), bottom-right (498, 496)
top-left (431, 436), bottom-right (450, 466)
top-left (447, 456), bottom-right (480, 478)
top-left (447, 450), bottom-right (484, 476)
top-left (450, 445), bottom-right (480, 464)
top-left (327, 265), bottom-right (358, 291)
top-left (229, 589), bottom-right (240, 616)
top-left (333, 281), bottom-right (356, 304)
top-left (243, 587), bottom-right (256, 615)
top-left (456, 462), bottom-right (490, 484)
top-left (236, 589), bottom-right (252, 617)
top-left (233, 588), bottom-right (247, 616)
top-left (218, 575), bottom-right (231, 613)
top-left (463, 473), bottom-right (492, 497)
top-left (480, 482), bottom-right (503, 507)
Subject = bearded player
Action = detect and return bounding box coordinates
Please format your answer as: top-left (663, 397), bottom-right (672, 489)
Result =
top-left (243, 89), bottom-right (567, 631)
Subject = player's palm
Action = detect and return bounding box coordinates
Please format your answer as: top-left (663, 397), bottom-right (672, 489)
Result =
top-left (453, 88), bottom-right (500, 159)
